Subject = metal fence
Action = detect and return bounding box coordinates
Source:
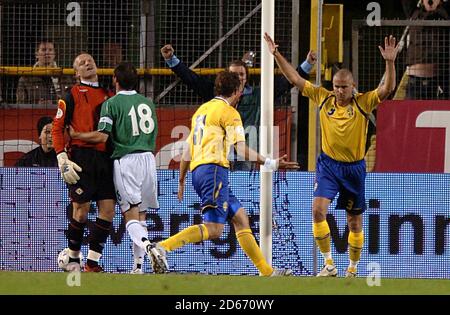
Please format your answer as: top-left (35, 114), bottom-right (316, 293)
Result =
top-left (0, 0), bottom-right (295, 168)
top-left (352, 20), bottom-right (450, 171)
top-left (154, 0), bottom-right (293, 106)
top-left (352, 20), bottom-right (450, 100)
top-left (0, 0), bottom-right (141, 104)
top-left (0, 0), bottom-right (294, 103)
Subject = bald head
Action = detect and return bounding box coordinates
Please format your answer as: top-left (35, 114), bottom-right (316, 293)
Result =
top-left (333, 69), bottom-right (354, 82)
top-left (73, 53), bottom-right (98, 82)
top-left (73, 53), bottom-right (94, 70)
top-left (333, 69), bottom-right (356, 106)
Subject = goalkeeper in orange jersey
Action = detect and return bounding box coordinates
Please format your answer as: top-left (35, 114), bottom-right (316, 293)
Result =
top-left (52, 53), bottom-right (116, 273)
top-left (264, 33), bottom-right (399, 277)
top-left (147, 71), bottom-right (299, 276)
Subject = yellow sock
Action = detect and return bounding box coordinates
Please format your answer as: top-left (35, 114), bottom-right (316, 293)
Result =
top-left (160, 224), bottom-right (209, 252)
top-left (236, 229), bottom-right (273, 276)
top-left (313, 220), bottom-right (333, 265)
top-left (348, 231), bottom-right (364, 263)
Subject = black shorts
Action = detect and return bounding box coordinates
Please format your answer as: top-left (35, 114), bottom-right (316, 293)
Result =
top-left (68, 147), bottom-right (116, 203)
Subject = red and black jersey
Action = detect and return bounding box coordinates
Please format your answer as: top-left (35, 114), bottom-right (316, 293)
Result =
top-left (52, 83), bottom-right (114, 154)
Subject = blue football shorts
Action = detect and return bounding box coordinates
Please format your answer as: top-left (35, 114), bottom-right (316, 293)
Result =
top-left (192, 164), bottom-right (243, 224)
top-left (314, 153), bottom-right (367, 214)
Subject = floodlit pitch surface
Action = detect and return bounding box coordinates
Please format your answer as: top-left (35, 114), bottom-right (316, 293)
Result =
top-left (0, 272), bottom-right (449, 295)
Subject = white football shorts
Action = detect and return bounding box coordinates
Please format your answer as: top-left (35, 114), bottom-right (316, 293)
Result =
top-left (113, 151), bottom-right (159, 213)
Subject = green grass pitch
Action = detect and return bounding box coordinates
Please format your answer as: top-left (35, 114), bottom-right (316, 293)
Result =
top-left (0, 271), bottom-right (449, 295)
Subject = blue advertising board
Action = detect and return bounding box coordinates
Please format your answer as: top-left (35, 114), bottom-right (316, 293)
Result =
top-left (0, 168), bottom-right (449, 278)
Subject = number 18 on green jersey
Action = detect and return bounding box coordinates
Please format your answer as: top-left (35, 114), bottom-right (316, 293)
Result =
top-left (98, 91), bottom-right (158, 159)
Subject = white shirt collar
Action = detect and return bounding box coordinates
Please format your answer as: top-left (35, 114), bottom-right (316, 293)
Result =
top-left (80, 80), bottom-right (99, 87)
top-left (117, 90), bottom-right (137, 95)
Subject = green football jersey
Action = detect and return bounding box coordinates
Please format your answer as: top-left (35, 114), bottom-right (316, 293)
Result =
top-left (98, 90), bottom-right (158, 159)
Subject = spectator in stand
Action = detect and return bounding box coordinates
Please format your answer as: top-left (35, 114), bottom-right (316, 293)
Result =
top-left (100, 42), bottom-right (123, 90)
top-left (103, 42), bottom-right (123, 68)
top-left (16, 40), bottom-right (74, 107)
top-left (15, 116), bottom-right (57, 167)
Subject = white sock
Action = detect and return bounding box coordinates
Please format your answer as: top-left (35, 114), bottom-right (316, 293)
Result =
top-left (132, 221), bottom-right (147, 266)
top-left (68, 249), bottom-right (80, 259)
top-left (349, 260), bottom-right (358, 269)
top-left (126, 220), bottom-right (148, 250)
top-left (87, 250), bottom-right (102, 262)
top-left (322, 252), bottom-right (333, 264)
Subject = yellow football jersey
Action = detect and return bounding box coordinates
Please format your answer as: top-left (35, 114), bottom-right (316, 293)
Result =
top-left (188, 97), bottom-right (246, 171)
top-left (302, 80), bottom-right (381, 162)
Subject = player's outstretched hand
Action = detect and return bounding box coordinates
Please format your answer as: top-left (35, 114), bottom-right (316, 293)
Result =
top-left (161, 44), bottom-right (175, 60)
top-left (263, 32), bottom-right (279, 56)
top-left (276, 154), bottom-right (300, 170)
top-left (378, 35), bottom-right (399, 62)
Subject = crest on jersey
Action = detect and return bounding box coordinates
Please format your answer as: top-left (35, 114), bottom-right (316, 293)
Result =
top-left (56, 108), bottom-right (63, 119)
top-left (347, 106), bottom-right (354, 118)
top-left (327, 107), bottom-right (336, 116)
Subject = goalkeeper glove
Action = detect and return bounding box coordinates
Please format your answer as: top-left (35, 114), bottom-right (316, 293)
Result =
top-left (57, 152), bottom-right (82, 185)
